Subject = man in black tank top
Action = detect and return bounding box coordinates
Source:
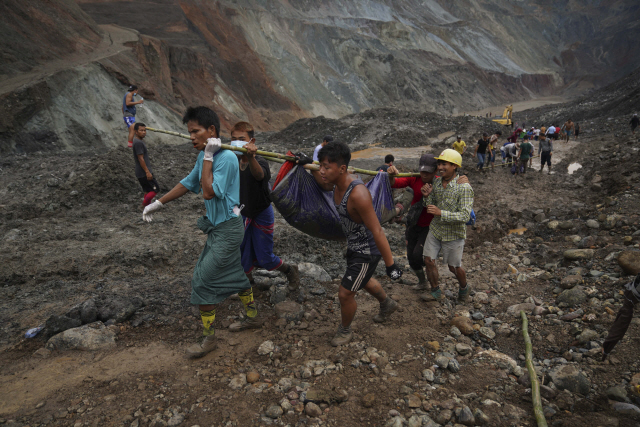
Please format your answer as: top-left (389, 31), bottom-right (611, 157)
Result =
top-left (304, 141), bottom-right (403, 347)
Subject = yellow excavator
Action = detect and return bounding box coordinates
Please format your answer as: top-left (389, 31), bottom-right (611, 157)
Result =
top-left (492, 105), bottom-right (513, 126)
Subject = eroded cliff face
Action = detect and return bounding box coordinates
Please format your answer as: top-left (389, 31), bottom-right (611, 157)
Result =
top-left (78, 0), bottom-right (640, 117)
top-left (1, 0), bottom-right (639, 152)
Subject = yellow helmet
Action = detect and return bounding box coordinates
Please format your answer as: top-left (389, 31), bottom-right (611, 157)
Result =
top-left (435, 148), bottom-right (462, 167)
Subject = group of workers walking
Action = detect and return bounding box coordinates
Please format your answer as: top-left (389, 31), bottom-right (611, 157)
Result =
top-left (121, 85), bottom-right (640, 361)
top-left (124, 96), bottom-right (475, 356)
top-left (449, 119), bottom-right (578, 176)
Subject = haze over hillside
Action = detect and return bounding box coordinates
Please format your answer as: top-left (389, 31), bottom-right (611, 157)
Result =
top-left (1, 0), bottom-right (639, 152)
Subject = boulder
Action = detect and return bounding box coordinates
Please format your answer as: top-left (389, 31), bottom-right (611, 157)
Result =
top-left (265, 405), bottom-right (283, 419)
top-left (96, 295), bottom-right (143, 323)
top-left (612, 402), bottom-right (640, 416)
top-left (618, 251), bottom-right (640, 275)
top-left (455, 343), bottom-right (473, 356)
top-left (274, 301), bottom-right (305, 321)
top-left (563, 249), bottom-right (594, 261)
top-left (556, 287), bottom-right (587, 307)
top-left (605, 386), bottom-right (628, 402)
top-left (577, 329), bottom-right (598, 344)
top-left (42, 315), bottom-right (82, 339)
top-left (506, 303), bottom-right (536, 317)
top-left (561, 275), bottom-right (583, 289)
top-left (457, 406), bottom-right (475, 426)
top-left (479, 327), bottom-right (496, 340)
top-left (586, 220), bottom-right (600, 229)
top-left (246, 372), bottom-right (260, 384)
top-left (257, 340), bottom-right (275, 355)
top-left (80, 299), bottom-right (98, 324)
top-left (450, 317), bottom-right (474, 335)
top-left (298, 263), bottom-right (331, 281)
top-left (46, 322), bottom-right (115, 351)
top-left (549, 365), bottom-right (590, 395)
top-left (305, 402), bottom-right (322, 417)
top-left (229, 374), bottom-right (247, 390)
top-left (270, 285), bottom-right (288, 304)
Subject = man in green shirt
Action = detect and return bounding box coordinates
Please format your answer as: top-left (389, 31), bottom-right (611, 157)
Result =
top-left (516, 140), bottom-right (533, 176)
top-left (420, 149), bottom-right (474, 302)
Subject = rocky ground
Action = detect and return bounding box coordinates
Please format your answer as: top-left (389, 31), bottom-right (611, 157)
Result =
top-left (1, 86), bottom-right (640, 427)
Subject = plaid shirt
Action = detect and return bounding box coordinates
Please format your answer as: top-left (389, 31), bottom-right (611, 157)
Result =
top-left (422, 175), bottom-right (474, 241)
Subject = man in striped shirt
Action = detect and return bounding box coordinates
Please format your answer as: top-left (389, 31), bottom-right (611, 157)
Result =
top-left (420, 149), bottom-right (474, 303)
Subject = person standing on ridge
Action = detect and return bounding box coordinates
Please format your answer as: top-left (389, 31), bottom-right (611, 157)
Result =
top-left (313, 135), bottom-right (333, 161)
top-left (141, 106), bottom-right (257, 358)
top-left (420, 149), bottom-right (474, 303)
top-left (122, 85), bottom-right (144, 148)
top-left (301, 141), bottom-right (403, 346)
top-left (131, 122), bottom-right (159, 207)
top-left (473, 133), bottom-right (490, 171)
top-left (377, 154), bottom-right (395, 172)
top-left (631, 114), bottom-right (639, 135)
top-left (575, 122), bottom-right (580, 140)
top-left (230, 121), bottom-right (300, 298)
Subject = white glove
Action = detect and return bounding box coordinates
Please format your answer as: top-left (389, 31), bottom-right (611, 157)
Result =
top-left (204, 138), bottom-right (221, 161)
top-left (142, 200), bottom-right (163, 222)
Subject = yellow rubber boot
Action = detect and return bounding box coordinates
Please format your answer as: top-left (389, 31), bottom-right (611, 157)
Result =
top-left (238, 289), bottom-right (257, 318)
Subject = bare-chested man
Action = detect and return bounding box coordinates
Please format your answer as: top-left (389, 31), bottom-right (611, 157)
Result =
top-left (563, 119), bottom-right (575, 143)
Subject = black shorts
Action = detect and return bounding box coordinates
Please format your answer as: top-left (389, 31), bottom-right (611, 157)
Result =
top-left (341, 250), bottom-right (381, 292)
top-left (138, 177), bottom-right (159, 193)
top-left (540, 151), bottom-right (552, 166)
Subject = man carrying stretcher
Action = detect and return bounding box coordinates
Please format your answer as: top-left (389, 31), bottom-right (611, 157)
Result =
top-left (298, 141), bottom-right (403, 346)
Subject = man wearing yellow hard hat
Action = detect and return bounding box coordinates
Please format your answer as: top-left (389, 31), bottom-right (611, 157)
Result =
top-left (420, 149), bottom-right (474, 303)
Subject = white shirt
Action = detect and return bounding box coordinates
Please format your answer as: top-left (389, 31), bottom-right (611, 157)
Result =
top-left (546, 126), bottom-right (556, 135)
top-left (313, 144), bottom-right (323, 161)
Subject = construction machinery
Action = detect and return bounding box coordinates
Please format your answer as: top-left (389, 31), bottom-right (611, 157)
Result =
top-left (492, 105), bottom-right (513, 126)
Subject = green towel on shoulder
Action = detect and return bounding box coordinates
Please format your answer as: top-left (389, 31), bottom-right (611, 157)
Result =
top-left (191, 215), bottom-right (250, 305)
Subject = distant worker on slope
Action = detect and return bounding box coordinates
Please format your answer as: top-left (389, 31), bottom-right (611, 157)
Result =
top-left (488, 131), bottom-right (502, 171)
top-left (452, 135), bottom-right (467, 156)
top-left (313, 135), bottom-right (333, 161)
top-left (474, 133), bottom-right (490, 171)
top-left (122, 85), bottom-right (144, 148)
top-left (377, 154), bottom-right (394, 172)
top-left (538, 131), bottom-right (553, 174)
top-left (230, 121), bottom-right (300, 303)
top-left (631, 114), bottom-right (640, 135)
top-left (131, 122), bottom-right (159, 207)
top-left (563, 119), bottom-right (575, 143)
top-left (142, 106), bottom-right (256, 358)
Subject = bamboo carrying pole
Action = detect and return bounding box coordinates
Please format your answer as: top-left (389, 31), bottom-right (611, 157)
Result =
top-left (520, 310), bottom-right (548, 427)
top-left (146, 127), bottom-right (420, 177)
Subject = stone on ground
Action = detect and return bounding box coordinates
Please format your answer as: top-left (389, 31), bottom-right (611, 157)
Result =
top-left (298, 262), bottom-right (331, 281)
top-left (618, 250), bottom-right (640, 275)
top-left (46, 322), bottom-right (116, 351)
top-left (274, 301), bottom-right (305, 321)
top-left (549, 365), bottom-right (590, 395)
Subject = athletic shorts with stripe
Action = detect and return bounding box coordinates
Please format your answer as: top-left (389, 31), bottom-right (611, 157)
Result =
top-left (341, 250), bottom-right (381, 292)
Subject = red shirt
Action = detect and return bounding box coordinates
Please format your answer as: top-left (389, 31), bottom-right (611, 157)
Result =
top-left (391, 176), bottom-right (434, 227)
